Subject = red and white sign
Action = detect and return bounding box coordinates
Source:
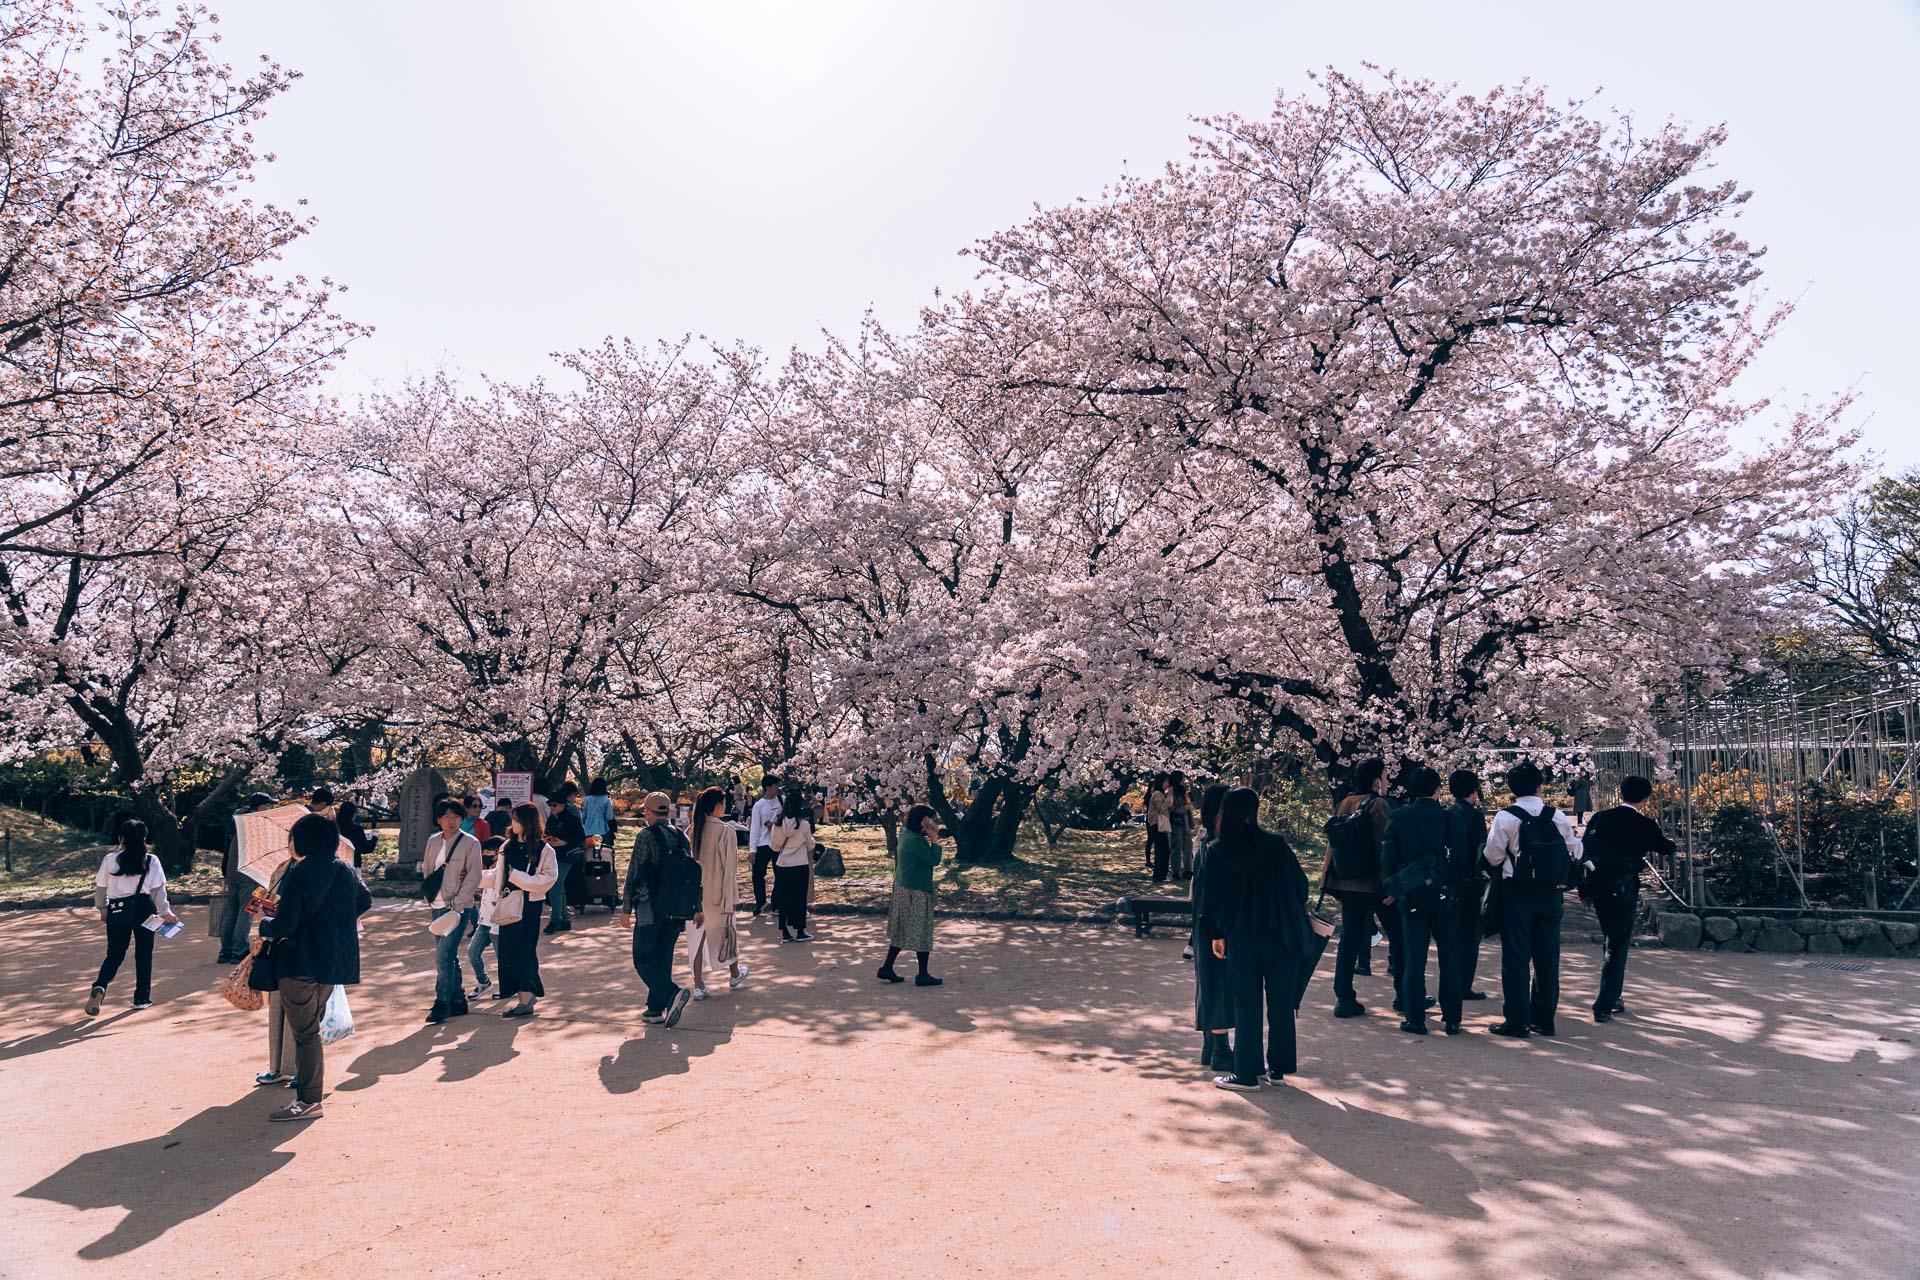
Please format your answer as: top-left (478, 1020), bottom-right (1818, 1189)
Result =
top-left (493, 771), bottom-right (535, 806)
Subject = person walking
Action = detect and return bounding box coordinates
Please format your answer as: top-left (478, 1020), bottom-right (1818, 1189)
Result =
top-left (543, 781), bottom-right (587, 934)
top-left (1145, 774), bottom-right (1174, 883)
top-left (1381, 766), bottom-right (1465, 1035)
top-left (495, 803), bottom-right (558, 1019)
top-left (467, 836), bottom-right (506, 1000)
top-left (620, 792), bottom-right (698, 1028)
top-left (1579, 775), bottom-right (1674, 1023)
top-left (748, 775), bottom-right (782, 917)
top-left (1483, 761), bottom-right (1582, 1038)
top-left (686, 787), bottom-right (747, 1000)
top-left (770, 787), bottom-right (816, 943)
top-left (582, 777), bottom-right (614, 857)
top-left (1169, 774), bottom-right (1196, 881)
top-left (1323, 758), bottom-right (1403, 1018)
top-left (422, 799), bottom-right (483, 1024)
top-left (214, 792), bottom-right (274, 964)
top-left (1445, 770), bottom-right (1491, 1003)
top-left (1203, 788), bottom-right (1313, 1092)
top-left (257, 812), bottom-right (373, 1122)
top-left (878, 804), bottom-right (943, 986)
top-left (1190, 783), bottom-right (1235, 1071)
top-left (335, 801), bottom-right (376, 868)
top-left (86, 821), bottom-right (180, 1014)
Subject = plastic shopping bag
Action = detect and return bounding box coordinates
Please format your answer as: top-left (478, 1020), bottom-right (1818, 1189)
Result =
top-left (319, 985), bottom-right (355, 1045)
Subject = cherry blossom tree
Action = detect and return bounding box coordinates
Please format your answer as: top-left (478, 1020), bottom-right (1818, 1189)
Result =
top-left (939, 69), bottom-right (1856, 780)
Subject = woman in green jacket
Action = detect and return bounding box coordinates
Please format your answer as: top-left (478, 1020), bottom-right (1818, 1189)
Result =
top-left (879, 804), bottom-right (944, 986)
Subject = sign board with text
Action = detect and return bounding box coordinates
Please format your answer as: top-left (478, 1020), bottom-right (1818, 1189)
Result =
top-left (493, 772), bottom-right (535, 807)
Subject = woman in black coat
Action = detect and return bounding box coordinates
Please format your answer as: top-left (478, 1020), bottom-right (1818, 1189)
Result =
top-left (257, 814), bottom-right (372, 1122)
top-left (1201, 787), bottom-right (1312, 1092)
top-left (1190, 784), bottom-right (1235, 1070)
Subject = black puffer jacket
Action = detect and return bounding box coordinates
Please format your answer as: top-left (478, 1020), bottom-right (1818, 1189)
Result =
top-left (1200, 830), bottom-right (1312, 953)
top-left (260, 855), bottom-right (372, 985)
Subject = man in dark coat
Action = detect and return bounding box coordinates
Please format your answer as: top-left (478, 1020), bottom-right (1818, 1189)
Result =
top-left (1381, 766), bottom-right (1463, 1034)
top-left (257, 813), bottom-right (372, 1121)
top-left (1445, 770), bottom-right (1490, 1002)
top-left (1579, 775), bottom-right (1675, 1022)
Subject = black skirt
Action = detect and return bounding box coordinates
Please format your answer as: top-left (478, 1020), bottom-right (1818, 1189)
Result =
top-left (497, 899), bottom-right (546, 998)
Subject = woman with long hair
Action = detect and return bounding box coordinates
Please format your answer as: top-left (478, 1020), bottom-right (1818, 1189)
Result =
top-left (1145, 773), bottom-right (1174, 882)
top-left (495, 802), bottom-right (558, 1018)
top-left (769, 787), bottom-right (817, 943)
top-left (87, 820), bottom-right (179, 1014)
top-left (1202, 787), bottom-right (1312, 1092)
top-left (878, 803), bottom-right (943, 986)
top-left (1189, 783), bottom-right (1235, 1070)
top-left (1169, 773), bottom-right (1195, 880)
top-left (687, 786), bottom-right (747, 1000)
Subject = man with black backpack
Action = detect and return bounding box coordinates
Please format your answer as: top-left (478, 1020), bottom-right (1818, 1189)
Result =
top-left (1381, 766), bottom-right (1463, 1036)
top-left (619, 791), bottom-right (701, 1029)
top-left (1578, 775), bottom-right (1674, 1023)
top-left (1322, 758), bottom-right (1403, 1019)
top-left (1482, 761), bottom-right (1582, 1038)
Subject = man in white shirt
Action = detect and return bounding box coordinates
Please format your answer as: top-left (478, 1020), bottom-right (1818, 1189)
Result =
top-left (747, 776), bottom-right (783, 918)
top-left (1482, 760), bottom-right (1582, 1039)
top-left (423, 800), bottom-right (483, 1024)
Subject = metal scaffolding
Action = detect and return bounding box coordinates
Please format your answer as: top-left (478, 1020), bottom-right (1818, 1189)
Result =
top-left (1586, 663), bottom-right (1920, 912)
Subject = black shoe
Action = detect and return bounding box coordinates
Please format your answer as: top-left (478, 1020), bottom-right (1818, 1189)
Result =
top-left (544, 920), bottom-right (571, 935)
top-left (489, 989), bottom-right (510, 999)
top-left (449, 999), bottom-right (469, 1017)
top-left (1399, 1020), bottom-right (1429, 1036)
top-left (915, 973), bottom-right (944, 987)
top-left (1529, 1022), bottom-right (1556, 1037)
top-left (1443, 1021), bottom-right (1464, 1036)
top-left (1463, 990), bottom-right (1489, 1001)
top-left (1489, 1022), bottom-right (1531, 1038)
top-left (1355, 967), bottom-right (1375, 978)
top-left (876, 967), bottom-right (904, 984)
top-left (1333, 1000), bottom-right (1367, 1018)
top-left (425, 1002), bottom-right (449, 1025)
top-left (1611, 1002), bottom-right (1627, 1015)
top-left (662, 987), bottom-right (692, 1028)
top-left (1593, 1010), bottom-right (1613, 1023)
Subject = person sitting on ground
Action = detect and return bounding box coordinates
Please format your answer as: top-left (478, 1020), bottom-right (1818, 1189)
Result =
top-left (1202, 788), bottom-right (1312, 1092)
top-left (879, 804), bottom-right (944, 986)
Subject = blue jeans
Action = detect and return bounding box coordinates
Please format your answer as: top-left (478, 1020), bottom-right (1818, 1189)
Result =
top-left (467, 923), bottom-right (493, 987)
top-left (546, 848), bottom-right (582, 921)
top-left (431, 907), bottom-right (473, 1004)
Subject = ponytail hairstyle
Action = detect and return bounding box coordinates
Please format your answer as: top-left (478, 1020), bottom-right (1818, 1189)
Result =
top-left (115, 820), bottom-right (150, 877)
top-left (691, 786), bottom-right (726, 850)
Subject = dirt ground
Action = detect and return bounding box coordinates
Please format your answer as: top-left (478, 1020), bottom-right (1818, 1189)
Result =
top-left (2, 901), bottom-right (1915, 1280)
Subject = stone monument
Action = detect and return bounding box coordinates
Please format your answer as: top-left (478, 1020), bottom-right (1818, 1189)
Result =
top-left (396, 764), bottom-right (448, 873)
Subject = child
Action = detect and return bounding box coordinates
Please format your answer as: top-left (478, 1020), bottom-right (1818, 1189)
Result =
top-left (467, 836), bottom-right (506, 998)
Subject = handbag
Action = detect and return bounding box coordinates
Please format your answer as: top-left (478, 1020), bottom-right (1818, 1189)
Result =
top-left (492, 888), bottom-right (526, 925)
top-left (218, 952), bottom-right (267, 1011)
top-left (247, 938), bottom-right (282, 992)
top-left (104, 855), bottom-right (157, 924)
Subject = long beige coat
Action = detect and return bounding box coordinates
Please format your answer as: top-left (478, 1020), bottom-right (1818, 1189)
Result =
top-left (694, 818), bottom-right (738, 921)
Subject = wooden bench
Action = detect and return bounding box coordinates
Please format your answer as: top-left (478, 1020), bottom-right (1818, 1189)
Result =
top-left (1119, 894), bottom-right (1195, 938)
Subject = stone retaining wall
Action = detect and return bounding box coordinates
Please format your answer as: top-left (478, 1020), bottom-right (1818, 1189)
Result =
top-left (1654, 910), bottom-right (1920, 956)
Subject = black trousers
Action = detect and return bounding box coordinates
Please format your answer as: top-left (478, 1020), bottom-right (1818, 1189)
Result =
top-left (773, 863), bottom-right (809, 934)
top-left (497, 900), bottom-right (546, 999)
top-left (1397, 900), bottom-right (1464, 1026)
top-left (750, 846), bottom-right (775, 911)
top-left (1226, 934), bottom-right (1300, 1083)
top-left (632, 917), bottom-right (685, 1015)
top-left (1458, 882), bottom-right (1485, 992)
top-left (1500, 886), bottom-right (1564, 1031)
top-left (1149, 829), bottom-right (1171, 882)
top-left (95, 912), bottom-right (155, 1003)
top-left (1332, 891), bottom-right (1402, 1003)
top-left (1591, 881), bottom-right (1638, 1015)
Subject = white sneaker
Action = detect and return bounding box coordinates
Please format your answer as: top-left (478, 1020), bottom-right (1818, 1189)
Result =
top-left (691, 986), bottom-right (710, 1001)
top-left (729, 965), bottom-right (749, 989)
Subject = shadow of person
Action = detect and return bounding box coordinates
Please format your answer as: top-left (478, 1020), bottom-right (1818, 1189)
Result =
top-left (20, 1092), bottom-right (298, 1260)
top-left (437, 1014), bottom-right (526, 1084)
top-left (335, 1024), bottom-right (448, 1092)
top-left (1248, 1084), bottom-right (1488, 1221)
top-left (0, 1009), bottom-right (138, 1065)
top-left (598, 1021), bottom-right (735, 1095)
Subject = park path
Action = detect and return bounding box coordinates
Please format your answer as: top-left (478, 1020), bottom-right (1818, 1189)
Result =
top-left (1, 903), bottom-right (1915, 1280)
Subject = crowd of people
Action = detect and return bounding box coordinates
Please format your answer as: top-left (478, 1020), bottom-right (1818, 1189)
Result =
top-left (80, 773), bottom-right (945, 1123)
top-left (1185, 759), bottom-right (1677, 1092)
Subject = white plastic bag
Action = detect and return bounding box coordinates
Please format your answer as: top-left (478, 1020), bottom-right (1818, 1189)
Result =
top-left (319, 985), bottom-right (355, 1045)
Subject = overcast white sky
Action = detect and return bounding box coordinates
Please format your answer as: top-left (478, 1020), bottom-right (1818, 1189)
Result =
top-left (215, 0), bottom-right (1920, 472)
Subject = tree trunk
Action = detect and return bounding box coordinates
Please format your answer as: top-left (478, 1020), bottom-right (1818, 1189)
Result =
top-left (925, 764), bottom-right (1032, 865)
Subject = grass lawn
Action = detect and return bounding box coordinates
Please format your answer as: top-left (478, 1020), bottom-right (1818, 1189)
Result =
top-left (804, 822), bottom-right (1168, 917)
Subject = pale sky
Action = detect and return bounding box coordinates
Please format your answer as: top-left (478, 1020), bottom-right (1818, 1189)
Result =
top-left (216, 0), bottom-right (1920, 472)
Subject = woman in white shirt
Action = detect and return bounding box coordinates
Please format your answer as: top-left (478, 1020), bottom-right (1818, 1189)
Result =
top-left (495, 804), bottom-right (558, 1018)
top-left (467, 836), bottom-right (505, 999)
top-left (88, 821), bottom-right (179, 1014)
top-left (769, 790), bottom-right (817, 943)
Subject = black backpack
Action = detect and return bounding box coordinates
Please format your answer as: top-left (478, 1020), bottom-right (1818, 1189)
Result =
top-left (649, 826), bottom-right (703, 921)
top-left (1506, 804), bottom-right (1574, 890)
top-left (1324, 796), bottom-right (1381, 881)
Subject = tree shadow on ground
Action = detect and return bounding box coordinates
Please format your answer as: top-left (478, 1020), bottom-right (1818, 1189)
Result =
top-left (18, 1092), bottom-right (297, 1260)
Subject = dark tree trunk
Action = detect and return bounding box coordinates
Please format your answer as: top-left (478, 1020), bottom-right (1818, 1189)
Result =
top-left (925, 761), bottom-right (1032, 864)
